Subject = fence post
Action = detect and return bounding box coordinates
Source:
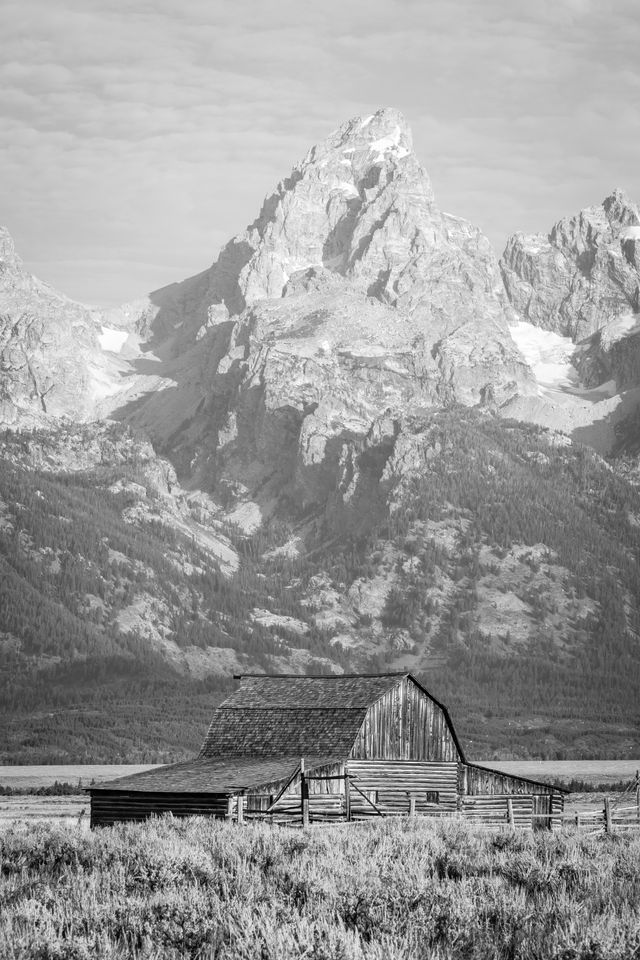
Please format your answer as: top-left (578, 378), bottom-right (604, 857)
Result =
top-left (237, 795), bottom-right (244, 825)
top-left (409, 796), bottom-right (416, 818)
top-left (636, 770), bottom-right (639, 823)
top-left (507, 798), bottom-right (515, 827)
top-left (604, 797), bottom-right (612, 834)
top-left (301, 758), bottom-right (309, 828)
top-left (342, 764), bottom-right (351, 822)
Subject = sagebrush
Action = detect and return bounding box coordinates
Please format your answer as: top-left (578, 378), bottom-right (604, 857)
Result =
top-left (2, 817), bottom-right (640, 959)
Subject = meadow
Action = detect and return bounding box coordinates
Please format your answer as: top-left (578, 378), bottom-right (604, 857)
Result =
top-left (2, 816), bottom-right (640, 959)
top-left (0, 766), bottom-right (157, 791)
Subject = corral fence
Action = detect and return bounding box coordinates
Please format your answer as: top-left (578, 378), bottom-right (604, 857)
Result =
top-left (227, 769), bottom-right (640, 834)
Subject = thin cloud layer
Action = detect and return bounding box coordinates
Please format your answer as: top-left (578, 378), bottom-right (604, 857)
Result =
top-left (2, 0), bottom-right (638, 304)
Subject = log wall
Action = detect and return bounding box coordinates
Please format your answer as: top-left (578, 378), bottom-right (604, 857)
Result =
top-left (462, 795), bottom-right (534, 827)
top-left (350, 676), bottom-right (460, 761)
top-left (90, 791), bottom-right (229, 827)
top-left (462, 763), bottom-right (557, 796)
top-left (348, 760), bottom-right (459, 816)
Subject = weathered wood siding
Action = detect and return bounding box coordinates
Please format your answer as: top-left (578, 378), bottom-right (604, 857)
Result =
top-left (462, 795), bottom-right (534, 827)
top-left (462, 764), bottom-right (557, 796)
top-left (245, 761), bottom-right (346, 821)
top-left (350, 676), bottom-right (460, 761)
top-left (90, 791), bottom-right (229, 827)
top-left (551, 794), bottom-right (565, 829)
top-left (348, 760), bottom-right (459, 816)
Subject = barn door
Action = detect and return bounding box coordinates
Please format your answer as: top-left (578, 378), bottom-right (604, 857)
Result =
top-left (532, 795), bottom-right (551, 830)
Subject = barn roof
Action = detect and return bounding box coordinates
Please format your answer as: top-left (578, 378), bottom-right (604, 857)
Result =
top-left (223, 673), bottom-right (404, 709)
top-left (198, 673), bottom-right (405, 760)
top-left (89, 756), bottom-right (335, 795)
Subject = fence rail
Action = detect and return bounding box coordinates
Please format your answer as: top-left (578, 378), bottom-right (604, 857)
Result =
top-left (228, 767), bottom-right (640, 833)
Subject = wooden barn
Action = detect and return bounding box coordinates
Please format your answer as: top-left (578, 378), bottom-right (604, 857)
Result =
top-left (89, 672), bottom-right (567, 829)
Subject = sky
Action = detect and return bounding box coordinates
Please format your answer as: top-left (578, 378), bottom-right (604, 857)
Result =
top-left (2, 0), bottom-right (639, 306)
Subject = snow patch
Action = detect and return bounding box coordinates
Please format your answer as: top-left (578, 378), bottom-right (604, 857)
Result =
top-left (367, 125), bottom-right (409, 162)
top-left (620, 225), bottom-right (640, 241)
top-left (226, 501), bottom-right (263, 535)
top-left (598, 312), bottom-right (640, 349)
top-left (333, 181), bottom-right (359, 197)
top-left (510, 320), bottom-right (618, 400)
top-left (510, 321), bottom-right (580, 396)
top-left (98, 327), bottom-right (128, 353)
top-left (521, 235), bottom-right (551, 255)
top-left (87, 362), bottom-right (124, 401)
top-left (359, 115), bottom-right (374, 128)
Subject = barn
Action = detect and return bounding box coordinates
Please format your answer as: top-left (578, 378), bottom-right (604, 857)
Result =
top-left (89, 672), bottom-right (567, 828)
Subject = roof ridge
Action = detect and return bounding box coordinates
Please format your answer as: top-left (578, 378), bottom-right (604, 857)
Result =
top-left (233, 672), bottom-right (410, 680)
top-left (215, 706), bottom-right (369, 711)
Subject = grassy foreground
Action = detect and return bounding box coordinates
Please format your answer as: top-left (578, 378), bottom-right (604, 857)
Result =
top-left (1, 819), bottom-right (640, 960)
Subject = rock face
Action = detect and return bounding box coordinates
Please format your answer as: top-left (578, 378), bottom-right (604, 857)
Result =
top-left (500, 188), bottom-right (640, 450)
top-left (218, 108), bottom-right (529, 405)
top-left (0, 226), bottom-right (103, 424)
top-left (0, 109), bottom-right (533, 492)
top-left (166, 108), bottom-right (533, 511)
top-left (501, 189), bottom-right (640, 342)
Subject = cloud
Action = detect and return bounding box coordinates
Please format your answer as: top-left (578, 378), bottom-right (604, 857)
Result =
top-left (1, 0), bottom-right (638, 303)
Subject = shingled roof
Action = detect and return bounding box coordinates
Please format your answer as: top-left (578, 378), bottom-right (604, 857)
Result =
top-left (199, 673), bottom-right (405, 760)
top-left (221, 674), bottom-right (403, 709)
top-left (90, 756), bottom-right (335, 794)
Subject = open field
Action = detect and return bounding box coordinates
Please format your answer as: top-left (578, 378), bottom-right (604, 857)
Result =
top-left (485, 760), bottom-right (640, 785)
top-left (0, 764), bottom-right (158, 790)
top-left (0, 795), bottom-right (88, 823)
top-left (2, 817), bottom-right (640, 959)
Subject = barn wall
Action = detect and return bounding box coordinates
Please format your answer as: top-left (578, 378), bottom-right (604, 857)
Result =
top-left (551, 794), bottom-right (565, 829)
top-left (348, 760), bottom-right (459, 816)
top-left (350, 676), bottom-right (460, 761)
top-left (462, 795), bottom-right (534, 827)
top-left (244, 761), bottom-right (345, 814)
top-left (244, 762), bottom-right (346, 821)
top-left (90, 791), bottom-right (229, 827)
top-left (462, 764), bottom-right (557, 796)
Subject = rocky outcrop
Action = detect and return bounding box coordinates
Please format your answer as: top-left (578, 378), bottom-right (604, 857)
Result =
top-left (1, 108), bottom-right (535, 512)
top-left (0, 227), bottom-right (105, 424)
top-left (501, 189), bottom-right (640, 342)
top-left (176, 108), bottom-right (533, 512)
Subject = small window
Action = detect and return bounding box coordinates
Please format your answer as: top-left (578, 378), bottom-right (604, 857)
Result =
top-left (425, 791), bottom-right (439, 804)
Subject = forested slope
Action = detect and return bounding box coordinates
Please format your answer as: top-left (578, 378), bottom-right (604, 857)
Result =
top-left (1, 413), bottom-right (640, 761)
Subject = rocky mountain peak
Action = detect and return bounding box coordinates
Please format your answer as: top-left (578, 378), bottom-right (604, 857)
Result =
top-left (0, 226), bottom-right (20, 270)
top-left (232, 107), bottom-right (435, 309)
top-left (602, 188), bottom-right (640, 231)
top-left (303, 106), bottom-right (416, 178)
top-left (501, 189), bottom-right (640, 341)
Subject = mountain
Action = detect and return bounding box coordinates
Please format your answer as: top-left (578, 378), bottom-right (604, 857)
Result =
top-left (500, 190), bottom-right (640, 452)
top-left (1, 110), bottom-right (640, 763)
top-left (501, 189), bottom-right (640, 341)
top-left (115, 108), bottom-right (534, 519)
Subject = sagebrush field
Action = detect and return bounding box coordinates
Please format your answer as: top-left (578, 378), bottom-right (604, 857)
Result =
top-left (1, 817), bottom-right (640, 959)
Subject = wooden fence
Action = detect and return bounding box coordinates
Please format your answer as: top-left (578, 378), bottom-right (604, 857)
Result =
top-left (229, 770), bottom-right (640, 833)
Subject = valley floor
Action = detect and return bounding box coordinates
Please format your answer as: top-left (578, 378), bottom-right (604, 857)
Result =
top-left (2, 817), bottom-right (640, 959)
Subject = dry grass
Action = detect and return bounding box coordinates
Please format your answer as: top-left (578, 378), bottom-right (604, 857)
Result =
top-left (485, 761), bottom-right (640, 785)
top-left (1, 817), bottom-right (640, 959)
top-left (0, 796), bottom-right (87, 823)
top-left (0, 766), bottom-right (158, 791)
